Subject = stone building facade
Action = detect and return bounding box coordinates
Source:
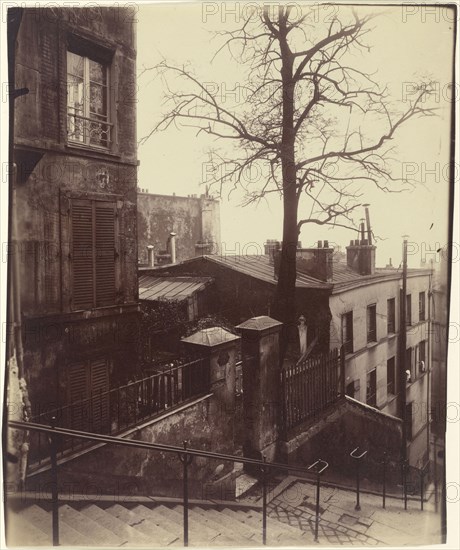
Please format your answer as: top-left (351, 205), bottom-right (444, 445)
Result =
top-left (137, 191), bottom-right (221, 264)
top-left (10, 7), bottom-right (139, 426)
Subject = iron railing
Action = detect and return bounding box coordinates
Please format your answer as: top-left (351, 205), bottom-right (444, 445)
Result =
top-left (7, 421), bottom-right (434, 547)
top-left (281, 348), bottom-right (342, 433)
top-left (29, 358), bottom-right (209, 466)
top-left (67, 111), bottom-right (112, 148)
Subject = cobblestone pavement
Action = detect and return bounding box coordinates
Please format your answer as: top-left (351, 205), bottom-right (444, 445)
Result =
top-left (267, 478), bottom-right (442, 546)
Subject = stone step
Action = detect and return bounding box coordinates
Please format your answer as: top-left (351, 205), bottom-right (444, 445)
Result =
top-left (20, 504), bottom-right (92, 546)
top-left (219, 507), bottom-right (261, 540)
top-left (193, 506), bottom-right (258, 543)
top-left (104, 504), bottom-right (178, 546)
top-left (59, 503), bottom-right (122, 547)
top-left (156, 504), bottom-right (234, 546)
top-left (187, 507), bottom-right (251, 545)
top-left (6, 509), bottom-right (51, 546)
top-left (80, 504), bottom-right (153, 547)
top-left (130, 505), bottom-right (181, 546)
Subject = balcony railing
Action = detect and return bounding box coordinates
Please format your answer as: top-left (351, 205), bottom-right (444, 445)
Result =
top-left (29, 358), bottom-right (209, 466)
top-left (67, 111), bottom-right (113, 148)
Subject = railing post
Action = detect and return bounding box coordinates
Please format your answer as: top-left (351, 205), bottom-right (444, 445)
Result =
top-left (308, 459), bottom-right (329, 543)
top-left (261, 455), bottom-right (267, 545)
top-left (340, 344), bottom-right (346, 396)
top-left (49, 416), bottom-right (59, 546)
top-left (350, 447), bottom-right (367, 512)
top-left (382, 452), bottom-right (387, 509)
top-left (178, 440), bottom-right (193, 547)
top-left (420, 466), bottom-right (425, 511)
top-left (403, 459), bottom-right (408, 510)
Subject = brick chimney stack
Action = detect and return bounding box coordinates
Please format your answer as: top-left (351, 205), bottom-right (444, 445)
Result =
top-left (346, 207), bottom-right (376, 275)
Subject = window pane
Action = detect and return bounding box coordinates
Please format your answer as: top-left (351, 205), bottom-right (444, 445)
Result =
top-left (89, 82), bottom-right (107, 116)
top-left (67, 51), bottom-right (84, 77)
top-left (89, 59), bottom-right (106, 85)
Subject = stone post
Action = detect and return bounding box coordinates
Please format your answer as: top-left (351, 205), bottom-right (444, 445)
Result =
top-left (236, 316), bottom-right (283, 469)
top-left (181, 327), bottom-right (240, 452)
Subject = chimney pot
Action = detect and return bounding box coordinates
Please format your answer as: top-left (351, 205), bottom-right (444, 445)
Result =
top-left (317, 240), bottom-right (322, 248)
top-left (324, 240), bottom-right (329, 248)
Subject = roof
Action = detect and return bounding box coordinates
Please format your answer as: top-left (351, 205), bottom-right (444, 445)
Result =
top-left (236, 316), bottom-right (283, 332)
top-left (138, 275), bottom-right (212, 302)
top-left (203, 255), bottom-right (331, 290)
top-left (331, 262), bottom-right (430, 293)
top-left (181, 327), bottom-right (240, 347)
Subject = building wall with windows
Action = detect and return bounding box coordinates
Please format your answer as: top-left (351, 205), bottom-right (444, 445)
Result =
top-left (12, 7), bottom-right (139, 419)
top-left (329, 270), bottom-right (431, 467)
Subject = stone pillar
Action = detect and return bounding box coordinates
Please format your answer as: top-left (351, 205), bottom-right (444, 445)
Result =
top-left (236, 316), bottom-right (283, 468)
top-left (181, 327), bottom-right (240, 452)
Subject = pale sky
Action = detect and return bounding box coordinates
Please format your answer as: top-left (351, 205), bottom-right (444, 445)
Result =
top-left (136, 2), bottom-right (455, 269)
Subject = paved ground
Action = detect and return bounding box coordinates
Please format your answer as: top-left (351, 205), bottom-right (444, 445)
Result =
top-left (266, 477), bottom-right (442, 546)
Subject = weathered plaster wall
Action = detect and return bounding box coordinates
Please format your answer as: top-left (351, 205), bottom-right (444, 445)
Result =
top-left (26, 395), bottom-right (237, 500)
top-left (137, 193), bottom-right (220, 263)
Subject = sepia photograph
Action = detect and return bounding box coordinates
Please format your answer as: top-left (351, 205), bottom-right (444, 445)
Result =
top-left (1, 1), bottom-right (458, 548)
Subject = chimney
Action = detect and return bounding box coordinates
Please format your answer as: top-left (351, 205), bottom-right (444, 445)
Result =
top-left (264, 239), bottom-right (281, 265)
top-left (169, 232), bottom-right (177, 264)
top-left (296, 242), bottom-right (333, 281)
top-left (346, 207), bottom-right (376, 275)
top-left (147, 245), bottom-right (155, 267)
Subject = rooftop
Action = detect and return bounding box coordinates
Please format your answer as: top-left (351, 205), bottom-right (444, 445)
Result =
top-left (138, 275), bottom-right (212, 302)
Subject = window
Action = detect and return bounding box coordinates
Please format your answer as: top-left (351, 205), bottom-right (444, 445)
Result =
top-left (71, 199), bottom-right (117, 310)
top-left (406, 347), bottom-right (412, 383)
top-left (406, 294), bottom-right (412, 326)
top-left (341, 311), bottom-right (354, 354)
top-left (405, 402), bottom-right (413, 440)
top-left (366, 369), bottom-right (377, 407)
top-left (419, 291), bottom-right (426, 321)
top-left (67, 358), bottom-right (110, 433)
top-left (387, 357), bottom-right (396, 395)
top-left (367, 304), bottom-right (377, 343)
top-left (387, 298), bottom-right (396, 334)
top-left (419, 340), bottom-right (427, 373)
top-left (67, 51), bottom-right (111, 148)
top-left (346, 379), bottom-right (360, 400)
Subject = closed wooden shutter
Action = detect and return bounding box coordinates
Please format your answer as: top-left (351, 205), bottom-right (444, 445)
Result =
top-left (67, 358), bottom-right (110, 433)
top-left (72, 201), bottom-right (94, 309)
top-left (95, 203), bottom-right (116, 307)
top-left (71, 199), bottom-right (116, 310)
top-left (68, 362), bottom-right (89, 430)
top-left (90, 358), bottom-right (110, 433)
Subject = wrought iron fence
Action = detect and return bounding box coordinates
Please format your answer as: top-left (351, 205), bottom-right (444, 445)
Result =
top-left (281, 348), bottom-right (342, 433)
top-left (29, 358), bottom-right (209, 466)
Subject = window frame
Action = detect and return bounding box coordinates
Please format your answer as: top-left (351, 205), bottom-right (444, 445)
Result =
top-left (366, 368), bottom-right (377, 407)
top-left (366, 303), bottom-right (377, 343)
top-left (387, 356), bottom-right (396, 395)
top-left (387, 297), bottom-right (396, 334)
top-left (66, 49), bottom-right (112, 150)
top-left (341, 311), bottom-right (354, 354)
top-left (406, 294), bottom-right (412, 326)
top-left (419, 291), bottom-right (426, 322)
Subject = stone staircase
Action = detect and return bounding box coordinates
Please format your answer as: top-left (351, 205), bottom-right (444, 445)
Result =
top-left (6, 499), bottom-right (313, 547)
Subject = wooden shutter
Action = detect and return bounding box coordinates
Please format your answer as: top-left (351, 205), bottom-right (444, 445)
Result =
top-left (68, 362), bottom-right (89, 430)
top-left (72, 201), bottom-right (94, 309)
top-left (90, 358), bottom-right (110, 433)
top-left (95, 203), bottom-right (116, 307)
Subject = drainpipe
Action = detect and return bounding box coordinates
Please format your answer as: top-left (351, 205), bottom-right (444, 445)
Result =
top-left (169, 232), bottom-right (177, 264)
top-left (147, 245), bottom-right (155, 267)
top-left (399, 238), bottom-right (408, 463)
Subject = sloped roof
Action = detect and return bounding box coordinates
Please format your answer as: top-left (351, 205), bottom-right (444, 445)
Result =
top-left (181, 327), bottom-right (240, 347)
top-left (203, 255), bottom-right (331, 290)
top-left (138, 275), bottom-right (212, 302)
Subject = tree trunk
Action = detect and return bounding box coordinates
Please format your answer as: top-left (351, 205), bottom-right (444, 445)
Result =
top-left (273, 20), bottom-right (298, 361)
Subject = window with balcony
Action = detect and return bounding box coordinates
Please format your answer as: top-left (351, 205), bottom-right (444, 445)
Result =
top-left (387, 356), bottom-right (396, 395)
top-left (419, 340), bottom-right (427, 373)
top-left (406, 347), bottom-right (413, 383)
top-left (387, 298), bottom-right (396, 334)
top-left (341, 311), bottom-right (354, 354)
top-left (367, 304), bottom-right (377, 343)
top-left (71, 198), bottom-right (117, 310)
top-left (67, 51), bottom-right (111, 148)
top-left (419, 291), bottom-right (426, 321)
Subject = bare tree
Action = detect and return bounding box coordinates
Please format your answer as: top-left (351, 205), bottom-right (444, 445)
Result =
top-left (140, 5), bottom-right (435, 354)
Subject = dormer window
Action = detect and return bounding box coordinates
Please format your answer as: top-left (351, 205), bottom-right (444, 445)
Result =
top-left (67, 51), bottom-right (111, 148)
